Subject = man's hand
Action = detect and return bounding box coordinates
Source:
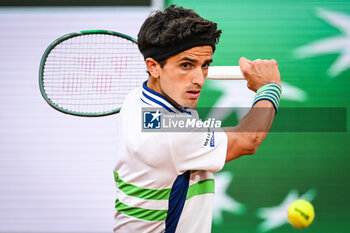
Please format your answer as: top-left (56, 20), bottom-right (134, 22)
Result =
top-left (239, 57), bottom-right (281, 92)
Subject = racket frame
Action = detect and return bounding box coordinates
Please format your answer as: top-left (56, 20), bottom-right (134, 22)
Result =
top-left (39, 30), bottom-right (138, 117)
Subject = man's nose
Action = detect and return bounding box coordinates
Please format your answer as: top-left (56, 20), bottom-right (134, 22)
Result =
top-left (192, 67), bottom-right (206, 86)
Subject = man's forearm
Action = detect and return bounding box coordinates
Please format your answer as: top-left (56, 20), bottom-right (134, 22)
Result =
top-left (222, 57), bottom-right (281, 163)
top-left (224, 100), bottom-right (276, 162)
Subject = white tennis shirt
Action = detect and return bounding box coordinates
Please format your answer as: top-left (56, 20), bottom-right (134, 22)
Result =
top-left (113, 81), bottom-right (228, 233)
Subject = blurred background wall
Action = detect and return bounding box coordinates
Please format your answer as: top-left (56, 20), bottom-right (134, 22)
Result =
top-left (0, 1), bottom-right (153, 232)
top-left (0, 0), bottom-right (349, 232)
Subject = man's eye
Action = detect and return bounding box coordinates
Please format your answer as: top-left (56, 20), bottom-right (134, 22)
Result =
top-left (202, 63), bottom-right (209, 69)
top-left (181, 63), bottom-right (191, 69)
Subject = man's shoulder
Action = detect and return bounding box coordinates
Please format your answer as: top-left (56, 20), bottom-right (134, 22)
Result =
top-left (120, 87), bottom-right (143, 111)
top-left (124, 87), bottom-right (142, 102)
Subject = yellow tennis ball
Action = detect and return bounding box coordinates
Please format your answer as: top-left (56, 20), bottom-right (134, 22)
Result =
top-left (288, 199), bottom-right (315, 228)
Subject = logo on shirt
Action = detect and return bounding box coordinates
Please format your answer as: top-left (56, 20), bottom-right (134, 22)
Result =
top-left (143, 110), bottom-right (161, 129)
top-left (203, 130), bottom-right (215, 147)
top-left (210, 131), bottom-right (215, 147)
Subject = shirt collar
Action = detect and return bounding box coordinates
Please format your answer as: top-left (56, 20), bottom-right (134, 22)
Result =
top-left (141, 81), bottom-right (191, 114)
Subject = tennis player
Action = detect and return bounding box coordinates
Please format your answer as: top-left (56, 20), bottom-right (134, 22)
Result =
top-left (113, 5), bottom-right (281, 233)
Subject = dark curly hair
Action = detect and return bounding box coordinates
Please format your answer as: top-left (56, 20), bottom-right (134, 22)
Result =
top-left (138, 5), bottom-right (222, 64)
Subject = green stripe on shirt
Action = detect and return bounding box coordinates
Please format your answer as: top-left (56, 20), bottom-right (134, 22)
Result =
top-left (114, 170), bottom-right (216, 221)
top-left (186, 179), bottom-right (215, 199)
top-left (115, 199), bottom-right (168, 221)
top-left (114, 170), bottom-right (171, 200)
top-left (114, 170), bottom-right (215, 201)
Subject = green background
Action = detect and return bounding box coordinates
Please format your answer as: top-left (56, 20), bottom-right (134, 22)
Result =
top-left (167, 0), bottom-right (350, 232)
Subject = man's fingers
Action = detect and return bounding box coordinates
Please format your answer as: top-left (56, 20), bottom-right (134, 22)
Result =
top-left (269, 59), bottom-right (278, 68)
top-left (239, 57), bottom-right (251, 75)
top-left (239, 57), bottom-right (251, 65)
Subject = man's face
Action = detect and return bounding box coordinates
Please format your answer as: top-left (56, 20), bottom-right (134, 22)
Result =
top-left (157, 45), bottom-right (213, 109)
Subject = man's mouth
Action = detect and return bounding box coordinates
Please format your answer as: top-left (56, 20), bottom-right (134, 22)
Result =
top-left (186, 90), bottom-right (201, 98)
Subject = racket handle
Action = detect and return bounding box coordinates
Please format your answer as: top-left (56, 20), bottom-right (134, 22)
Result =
top-left (207, 66), bottom-right (245, 80)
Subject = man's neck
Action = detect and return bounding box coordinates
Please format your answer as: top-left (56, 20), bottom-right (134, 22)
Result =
top-left (146, 77), bottom-right (185, 110)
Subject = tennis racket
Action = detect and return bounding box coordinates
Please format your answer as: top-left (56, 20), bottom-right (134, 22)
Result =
top-left (39, 30), bottom-right (244, 117)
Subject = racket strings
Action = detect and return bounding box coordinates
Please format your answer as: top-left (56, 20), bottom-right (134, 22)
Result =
top-left (43, 33), bottom-right (147, 114)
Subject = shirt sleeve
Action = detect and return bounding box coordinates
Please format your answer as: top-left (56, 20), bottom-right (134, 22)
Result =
top-left (168, 126), bottom-right (228, 174)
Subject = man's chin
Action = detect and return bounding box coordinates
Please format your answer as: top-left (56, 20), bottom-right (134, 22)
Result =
top-left (183, 101), bottom-right (198, 110)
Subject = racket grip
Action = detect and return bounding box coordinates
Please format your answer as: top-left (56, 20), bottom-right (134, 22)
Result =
top-left (207, 66), bottom-right (245, 80)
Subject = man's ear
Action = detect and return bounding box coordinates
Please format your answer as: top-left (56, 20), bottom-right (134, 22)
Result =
top-left (145, 58), bottom-right (161, 78)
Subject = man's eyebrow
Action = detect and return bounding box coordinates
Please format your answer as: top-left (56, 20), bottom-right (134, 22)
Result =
top-left (204, 59), bottom-right (213, 64)
top-left (179, 57), bottom-right (213, 64)
top-left (179, 57), bottom-right (197, 63)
